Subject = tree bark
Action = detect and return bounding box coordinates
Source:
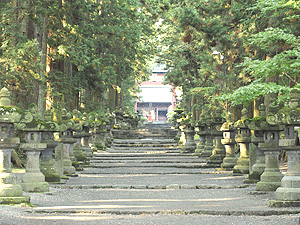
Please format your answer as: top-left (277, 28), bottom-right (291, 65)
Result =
top-left (11, 149), bottom-right (24, 168)
top-left (37, 16), bottom-right (48, 118)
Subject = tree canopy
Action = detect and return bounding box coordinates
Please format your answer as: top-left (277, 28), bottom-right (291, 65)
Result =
top-left (157, 0), bottom-right (300, 118)
top-left (1, 0), bottom-right (299, 118)
top-left (0, 0), bottom-right (161, 113)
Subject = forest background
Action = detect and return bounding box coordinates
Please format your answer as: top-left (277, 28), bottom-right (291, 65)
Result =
top-left (1, 0), bottom-right (300, 119)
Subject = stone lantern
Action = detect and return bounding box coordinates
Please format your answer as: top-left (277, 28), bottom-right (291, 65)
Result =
top-left (56, 109), bottom-right (82, 175)
top-left (172, 109), bottom-right (184, 142)
top-left (0, 87), bottom-right (29, 203)
top-left (72, 110), bottom-right (91, 161)
top-left (207, 107), bottom-right (226, 166)
top-left (40, 109), bottom-right (61, 183)
top-left (269, 88), bottom-right (300, 206)
top-left (233, 108), bottom-right (251, 174)
top-left (247, 104), bottom-right (266, 182)
top-left (199, 108), bottom-right (214, 158)
top-left (182, 120), bottom-right (196, 153)
top-left (114, 110), bottom-right (124, 129)
top-left (220, 113), bottom-right (237, 170)
top-left (195, 110), bottom-right (206, 156)
top-left (93, 114), bottom-right (108, 151)
top-left (15, 103), bottom-right (49, 192)
top-left (123, 113), bottom-right (130, 130)
top-left (256, 106), bottom-right (284, 192)
top-left (103, 109), bottom-right (114, 146)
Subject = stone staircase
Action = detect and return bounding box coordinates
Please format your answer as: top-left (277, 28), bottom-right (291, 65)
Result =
top-left (8, 126), bottom-right (299, 225)
top-left (87, 127), bottom-right (206, 177)
top-left (109, 127), bottom-right (180, 154)
top-left (112, 127), bottom-right (177, 139)
top-left (107, 138), bottom-right (181, 153)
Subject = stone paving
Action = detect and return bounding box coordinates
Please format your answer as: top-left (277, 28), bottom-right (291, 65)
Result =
top-left (1, 137), bottom-right (300, 224)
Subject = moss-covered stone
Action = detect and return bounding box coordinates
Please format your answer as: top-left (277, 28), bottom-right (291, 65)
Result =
top-left (0, 196), bottom-right (30, 204)
top-left (21, 182), bottom-right (49, 193)
top-left (43, 173), bottom-right (61, 183)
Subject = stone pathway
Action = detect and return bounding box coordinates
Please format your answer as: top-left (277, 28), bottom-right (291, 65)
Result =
top-left (1, 134), bottom-right (300, 224)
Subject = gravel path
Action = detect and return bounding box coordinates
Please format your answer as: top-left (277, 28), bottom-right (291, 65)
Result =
top-left (3, 136), bottom-right (300, 224)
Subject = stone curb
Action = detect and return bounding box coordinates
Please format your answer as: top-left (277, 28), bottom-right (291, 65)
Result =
top-left (93, 154), bottom-right (196, 157)
top-left (27, 209), bottom-right (300, 216)
top-left (90, 160), bottom-right (207, 164)
top-left (51, 184), bottom-right (250, 190)
top-left (87, 164), bottom-right (208, 169)
top-left (80, 171), bottom-right (230, 174)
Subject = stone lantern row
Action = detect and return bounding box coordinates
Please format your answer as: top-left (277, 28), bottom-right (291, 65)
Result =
top-left (0, 87), bottom-right (116, 204)
top-left (175, 88), bottom-right (300, 207)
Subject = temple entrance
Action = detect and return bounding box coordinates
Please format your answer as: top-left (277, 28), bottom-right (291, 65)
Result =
top-left (158, 109), bottom-right (168, 121)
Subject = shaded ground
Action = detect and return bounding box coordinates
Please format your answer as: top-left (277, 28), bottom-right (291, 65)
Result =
top-left (2, 139), bottom-right (300, 224)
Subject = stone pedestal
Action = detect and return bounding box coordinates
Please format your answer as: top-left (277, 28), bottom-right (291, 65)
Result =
top-left (0, 138), bottom-right (30, 204)
top-left (73, 133), bottom-right (89, 163)
top-left (247, 104), bottom-right (267, 182)
top-left (72, 144), bottom-right (84, 171)
top-left (256, 123), bottom-right (284, 191)
top-left (195, 134), bottom-right (205, 156)
top-left (40, 132), bottom-right (60, 183)
top-left (269, 147), bottom-right (300, 206)
top-left (21, 141), bottom-right (49, 192)
top-left (195, 114), bottom-right (206, 156)
top-left (61, 139), bottom-right (76, 175)
top-left (69, 138), bottom-right (77, 163)
top-left (57, 131), bottom-right (76, 175)
top-left (233, 135), bottom-right (251, 174)
top-left (200, 134), bottom-right (214, 158)
top-left (206, 107), bottom-right (225, 165)
top-left (220, 131), bottom-right (237, 170)
top-left (256, 147), bottom-right (283, 191)
top-left (182, 126), bottom-right (196, 153)
top-left (233, 108), bottom-right (251, 174)
top-left (248, 135), bottom-right (265, 182)
top-left (269, 123), bottom-right (300, 206)
top-left (207, 134), bottom-right (225, 166)
top-left (54, 143), bottom-right (64, 177)
top-left (94, 129), bottom-right (107, 151)
top-left (104, 126), bottom-right (113, 147)
top-left (81, 133), bottom-right (93, 158)
top-left (74, 140), bottom-right (88, 162)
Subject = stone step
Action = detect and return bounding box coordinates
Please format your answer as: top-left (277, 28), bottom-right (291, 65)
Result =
top-left (81, 166), bottom-right (217, 174)
top-left (106, 149), bottom-right (181, 154)
top-left (112, 139), bottom-right (177, 144)
top-left (53, 183), bottom-right (248, 190)
top-left (93, 152), bottom-right (195, 157)
top-left (56, 172), bottom-right (245, 188)
top-left (89, 162), bottom-right (207, 168)
top-left (90, 159), bottom-right (206, 164)
top-left (112, 129), bottom-right (177, 139)
top-left (111, 143), bottom-right (178, 148)
top-left (27, 186), bottom-right (290, 216)
top-left (108, 146), bottom-right (181, 151)
top-left (61, 170), bottom-right (235, 185)
top-left (140, 122), bottom-right (172, 129)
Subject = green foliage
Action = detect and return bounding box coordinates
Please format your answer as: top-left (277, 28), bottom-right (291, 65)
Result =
top-left (156, 0), bottom-right (300, 112)
top-left (2, 0), bottom-right (300, 116)
top-left (216, 82), bottom-right (291, 106)
top-left (0, 0), bottom-right (163, 113)
top-left (0, 2), bottom-right (43, 104)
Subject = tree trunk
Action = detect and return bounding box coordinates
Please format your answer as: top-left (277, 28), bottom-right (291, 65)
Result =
top-left (11, 149), bottom-right (24, 168)
top-left (37, 16), bottom-right (48, 118)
